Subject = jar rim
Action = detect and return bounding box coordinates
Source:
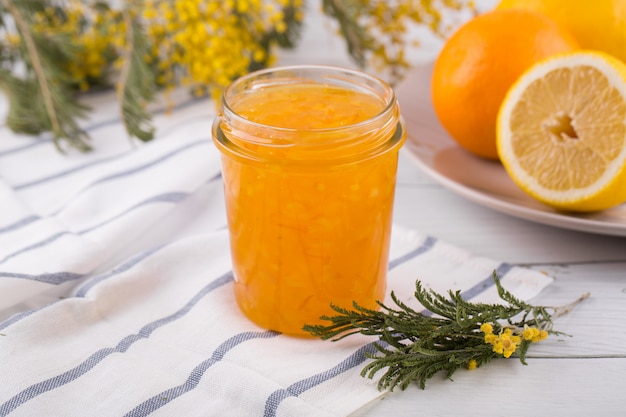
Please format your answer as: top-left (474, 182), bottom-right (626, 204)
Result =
top-left (213, 119), bottom-right (405, 167)
top-left (220, 64), bottom-right (398, 135)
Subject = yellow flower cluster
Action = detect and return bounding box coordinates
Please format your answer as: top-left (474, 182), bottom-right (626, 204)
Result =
top-left (354, 0), bottom-right (475, 80)
top-left (480, 322), bottom-right (547, 359)
top-left (20, 0), bottom-right (302, 99)
top-left (142, 0), bottom-right (303, 100)
top-left (522, 325), bottom-right (549, 343)
top-left (31, 2), bottom-right (124, 91)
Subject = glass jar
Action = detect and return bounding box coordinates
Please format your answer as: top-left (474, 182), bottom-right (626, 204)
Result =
top-left (212, 65), bottom-right (406, 336)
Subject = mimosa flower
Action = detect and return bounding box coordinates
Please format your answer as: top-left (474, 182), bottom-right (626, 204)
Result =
top-left (522, 325), bottom-right (549, 343)
top-left (483, 327), bottom-right (522, 358)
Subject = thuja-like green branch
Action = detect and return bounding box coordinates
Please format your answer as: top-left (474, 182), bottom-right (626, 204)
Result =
top-left (116, 3), bottom-right (155, 143)
top-left (322, 0), bottom-right (373, 68)
top-left (304, 272), bottom-right (589, 391)
top-left (0, 0), bottom-right (90, 152)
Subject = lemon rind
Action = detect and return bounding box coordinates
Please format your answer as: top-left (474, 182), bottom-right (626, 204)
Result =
top-left (497, 51), bottom-right (626, 207)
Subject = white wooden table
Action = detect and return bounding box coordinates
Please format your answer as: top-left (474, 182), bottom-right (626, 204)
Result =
top-left (279, 7), bottom-right (626, 417)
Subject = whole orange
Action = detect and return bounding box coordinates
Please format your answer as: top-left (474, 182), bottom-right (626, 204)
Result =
top-left (431, 9), bottom-right (579, 159)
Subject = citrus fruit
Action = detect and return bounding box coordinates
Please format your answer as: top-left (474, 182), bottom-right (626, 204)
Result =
top-left (497, 51), bottom-right (626, 212)
top-left (431, 9), bottom-right (579, 160)
top-left (497, 0), bottom-right (626, 63)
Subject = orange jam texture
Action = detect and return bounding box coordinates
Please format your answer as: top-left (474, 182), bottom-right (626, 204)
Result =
top-left (234, 84), bottom-right (383, 129)
top-left (222, 83), bottom-right (400, 335)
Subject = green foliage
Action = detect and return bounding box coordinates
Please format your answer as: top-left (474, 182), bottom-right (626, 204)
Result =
top-left (0, 0), bottom-right (91, 151)
top-left (322, 0), bottom-right (373, 68)
top-left (304, 272), bottom-right (588, 390)
top-left (116, 6), bottom-right (156, 143)
top-left (0, 0), bottom-right (474, 153)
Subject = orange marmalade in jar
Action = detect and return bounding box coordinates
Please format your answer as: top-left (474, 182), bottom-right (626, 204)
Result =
top-left (212, 65), bottom-right (406, 336)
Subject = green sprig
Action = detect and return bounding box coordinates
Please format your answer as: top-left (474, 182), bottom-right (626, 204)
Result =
top-left (304, 272), bottom-right (588, 391)
top-left (0, 0), bottom-right (91, 152)
top-left (116, 3), bottom-right (155, 143)
top-left (321, 0), bottom-right (373, 68)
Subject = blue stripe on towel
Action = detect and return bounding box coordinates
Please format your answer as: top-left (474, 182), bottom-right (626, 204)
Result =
top-left (0, 271), bottom-right (233, 417)
top-left (0, 192), bottom-right (190, 266)
top-left (123, 330), bottom-right (279, 417)
top-left (460, 263), bottom-right (513, 300)
top-left (0, 174), bottom-right (221, 264)
top-left (77, 191), bottom-right (190, 234)
top-left (261, 257), bottom-right (515, 416)
top-left (0, 139), bottom-right (53, 158)
top-left (0, 243), bottom-right (168, 331)
top-left (123, 235), bottom-right (438, 417)
top-left (74, 245), bottom-right (167, 298)
top-left (388, 236), bottom-right (437, 270)
top-left (0, 215), bottom-right (41, 234)
top-left (0, 231), bottom-right (70, 265)
top-left (12, 116), bottom-right (212, 191)
top-left (0, 96), bottom-right (204, 159)
top-left (263, 343), bottom-right (379, 417)
top-left (12, 150), bottom-right (138, 191)
top-left (3, 171), bottom-right (220, 242)
top-left (0, 270), bottom-right (84, 285)
top-left (420, 262), bottom-right (513, 318)
top-left (48, 138), bottom-right (211, 216)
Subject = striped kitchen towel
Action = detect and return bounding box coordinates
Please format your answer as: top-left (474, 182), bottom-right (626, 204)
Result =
top-left (0, 90), bottom-right (552, 417)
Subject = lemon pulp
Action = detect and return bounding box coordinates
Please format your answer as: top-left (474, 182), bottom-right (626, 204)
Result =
top-left (497, 51), bottom-right (626, 212)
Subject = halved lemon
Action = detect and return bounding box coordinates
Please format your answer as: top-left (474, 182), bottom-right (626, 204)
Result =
top-left (497, 51), bottom-right (626, 212)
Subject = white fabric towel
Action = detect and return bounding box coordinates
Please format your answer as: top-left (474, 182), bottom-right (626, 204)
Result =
top-left (0, 90), bottom-right (552, 417)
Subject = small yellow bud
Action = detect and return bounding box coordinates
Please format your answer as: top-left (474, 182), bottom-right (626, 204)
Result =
top-left (480, 323), bottom-right (493, 334)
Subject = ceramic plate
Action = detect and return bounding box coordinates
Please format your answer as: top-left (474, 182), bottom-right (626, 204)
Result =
top-left (396, 63), bottom-right (626, 237)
